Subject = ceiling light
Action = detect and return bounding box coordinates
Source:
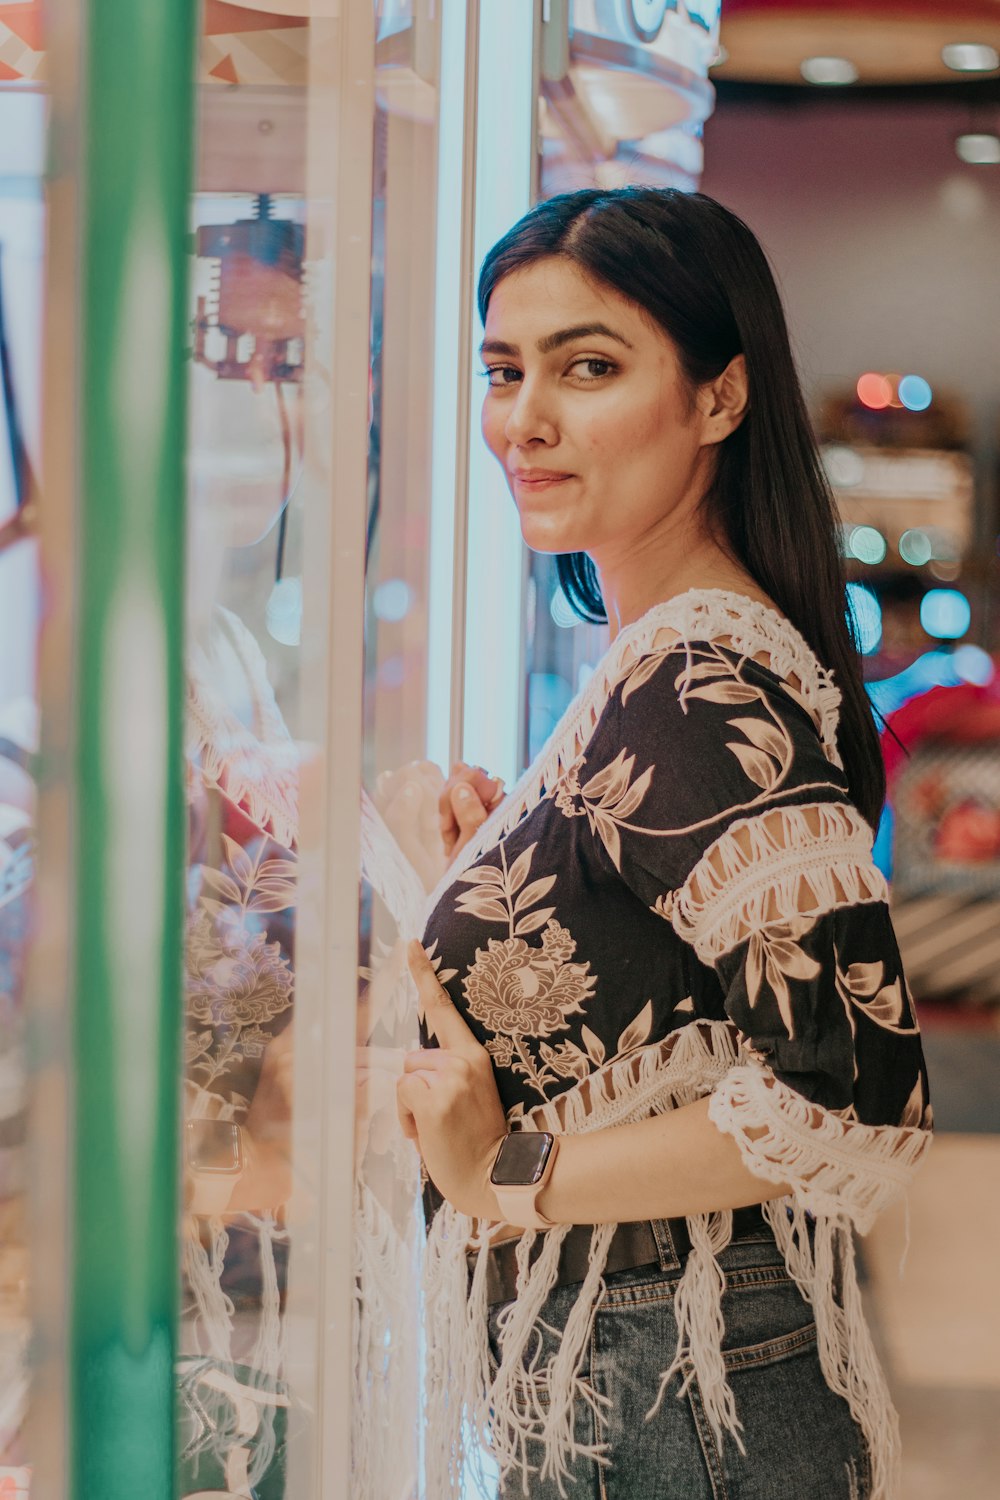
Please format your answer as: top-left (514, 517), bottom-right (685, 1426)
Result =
top-left (800, 56), bottom-right (858, 86)
top-left (956, 132), bottom-right (1000, 165)
top-left (942, 43), bottom-right (1000, 74)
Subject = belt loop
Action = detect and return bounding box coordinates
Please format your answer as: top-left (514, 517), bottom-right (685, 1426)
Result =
top-left (649, 1217), bottom-right (685, 1271)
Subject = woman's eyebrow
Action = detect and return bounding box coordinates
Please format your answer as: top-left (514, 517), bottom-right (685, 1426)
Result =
top-left (479, 322), bottom-right (634, 359)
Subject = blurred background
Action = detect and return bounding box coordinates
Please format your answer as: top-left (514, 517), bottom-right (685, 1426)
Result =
top-left (0, 2), bottom-right (998, 1497)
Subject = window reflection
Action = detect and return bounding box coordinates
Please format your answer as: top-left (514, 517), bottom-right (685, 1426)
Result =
top-left (179, 4), bottom-right (444, 1495)
top-left (180, 176), bottom-right (307, 1500)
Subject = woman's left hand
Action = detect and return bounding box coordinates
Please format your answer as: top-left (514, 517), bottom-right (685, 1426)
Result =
top-left (397, 940), bottom-right (508, 1220)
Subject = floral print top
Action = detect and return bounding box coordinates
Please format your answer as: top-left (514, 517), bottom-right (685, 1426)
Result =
top-left (420, 589), bottom-right (931, 1135)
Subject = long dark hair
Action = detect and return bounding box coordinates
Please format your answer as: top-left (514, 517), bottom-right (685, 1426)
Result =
top-left (477, 188), bottom-right (885, 829)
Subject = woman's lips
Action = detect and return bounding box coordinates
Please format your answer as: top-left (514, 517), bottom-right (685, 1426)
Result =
top-left (510, 469), bottom-right (575, 491)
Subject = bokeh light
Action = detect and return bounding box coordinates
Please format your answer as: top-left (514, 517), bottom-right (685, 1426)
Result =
top-left (953, 644), bottom-right (995, 686)
top-left (856, 372), bottom-right (892, 409)
top-left (801, 56), bottom-right (859, 85)
top-left (898, 374), bottom-right (933, 411)
top-left (920, 588), bottom-right (971, 639)
top-left (846, 582), bottom-right (883, 655)
top-left (372, 577), bottom-right (413, 622)
top-left (899, 529), bottom-right (933, 567)
top-left (942, 43), bottom-right (1000, 73)
top-left (377, 654), bottom-right (407, 689)
top-left (956, 132), bottom-right (1000, 165)
top-left (823, 444), bottom-right (865, 488)
top-left (848, 525), bottom-right (887, 565)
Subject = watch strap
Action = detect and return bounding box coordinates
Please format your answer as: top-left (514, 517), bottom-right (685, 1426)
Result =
top-left (492, 1184), bottom-right (557, 1232)
top-left (490, 1132), bottom-right (559, 1231)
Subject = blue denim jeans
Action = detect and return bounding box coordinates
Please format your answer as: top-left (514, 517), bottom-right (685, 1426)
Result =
top-left (487, 1227), bottom-right (870, 1499)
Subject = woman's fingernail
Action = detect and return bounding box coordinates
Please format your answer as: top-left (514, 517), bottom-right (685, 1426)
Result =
top-left (455, 785), bottom-right (472, 800)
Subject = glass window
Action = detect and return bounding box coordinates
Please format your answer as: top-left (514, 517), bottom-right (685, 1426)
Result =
top-left (179, 6), bottom-right (447, 1497)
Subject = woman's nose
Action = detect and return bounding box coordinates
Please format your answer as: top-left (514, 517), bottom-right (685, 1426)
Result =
top-left (504, 381), bottom-right (558, 447)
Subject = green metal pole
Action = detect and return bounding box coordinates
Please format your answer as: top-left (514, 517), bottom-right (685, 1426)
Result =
top-left (71, 0), bottom-right (196, 1495)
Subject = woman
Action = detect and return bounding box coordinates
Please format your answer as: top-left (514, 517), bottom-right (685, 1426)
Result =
top-left (396, 189), bottom-right (932, 1500)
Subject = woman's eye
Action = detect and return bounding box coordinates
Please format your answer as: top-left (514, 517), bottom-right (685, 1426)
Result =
top-left (571, 358), bottom-right (614, 380)
top-left (482, 365), bottom-right (521, 387)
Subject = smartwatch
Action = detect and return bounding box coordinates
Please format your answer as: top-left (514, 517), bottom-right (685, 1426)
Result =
top-left (489, 1130), bottom-right (559, 1230)
top-left (185, 1119), bottom-right (246, 1217)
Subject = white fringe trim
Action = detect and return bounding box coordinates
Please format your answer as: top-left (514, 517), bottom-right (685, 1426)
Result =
top-left (180, 1213), bottom-right (287, 1488)
top-left (353, 1179), bottom-right (422, 1500)
top-left (763, 1200), bottom-right (902, 1500)
top-left (424, 1023), bottom-right (930, 1498)
top-left (707, 1063), bottom-right (932, 1235)
top-left (422, 590), bottom-right (841, 921)
top-left (707, 1064), bottom-right (933, 1500)
top-left (671, 802), bottom-right (888, 963)
top-left (361, 791), bottom-right (428, 943)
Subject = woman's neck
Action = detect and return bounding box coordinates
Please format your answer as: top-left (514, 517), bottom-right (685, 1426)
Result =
top-left (595, 533), bottom-right (774, 642)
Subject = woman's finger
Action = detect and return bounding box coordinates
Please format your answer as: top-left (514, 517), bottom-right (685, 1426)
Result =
top-left (450, 782), bottom-right (489, 837)
top-left (396, 1071), bottom-right (438, 1127)
top-left (396, 1093), bottom-right (420, 1140)
top-left (403, 1047), bottom-right (452, 1072)
top-left (438, 762), bottom-right (472, 822)
top-left (408, 941), bottom-right (484, 1060)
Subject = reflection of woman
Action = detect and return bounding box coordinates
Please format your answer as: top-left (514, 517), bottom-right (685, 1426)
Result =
top-left (397, 191), bottom-right (932, 1500)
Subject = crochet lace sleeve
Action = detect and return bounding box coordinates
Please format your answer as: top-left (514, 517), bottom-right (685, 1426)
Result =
top-left (578, 636), bottom-right (932, 1229)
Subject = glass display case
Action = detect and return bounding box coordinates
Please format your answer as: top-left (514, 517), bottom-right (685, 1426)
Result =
top-left (180, 5), bottom-right (452, 1497)
top-left (8, 4), bottom-right (721, 1495)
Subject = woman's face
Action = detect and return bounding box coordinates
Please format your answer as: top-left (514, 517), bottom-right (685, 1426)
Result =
top-left (480, 257), bottom-right (716, 564)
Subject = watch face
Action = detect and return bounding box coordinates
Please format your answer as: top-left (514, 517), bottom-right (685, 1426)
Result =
top-left (490, 1131), bottom-right (553, 1188)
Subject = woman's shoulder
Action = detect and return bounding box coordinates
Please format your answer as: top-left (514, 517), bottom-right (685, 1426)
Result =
top-left (605, 587), bottom-right (843, 765)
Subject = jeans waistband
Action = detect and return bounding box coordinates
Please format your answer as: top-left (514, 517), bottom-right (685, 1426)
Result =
top-left (476, 1203), bottom-right (770, 1306)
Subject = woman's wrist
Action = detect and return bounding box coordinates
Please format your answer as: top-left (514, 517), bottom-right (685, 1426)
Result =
top-left (531, 1104), bottom-right (785, 1226)
top-left (535, 1133), bottom-right (585, 1226)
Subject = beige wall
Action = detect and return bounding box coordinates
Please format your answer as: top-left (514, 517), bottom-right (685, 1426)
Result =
top-left (700, 96), bottom-right (1000, 546)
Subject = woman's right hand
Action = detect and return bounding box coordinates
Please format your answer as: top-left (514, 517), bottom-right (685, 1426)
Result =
top-left (439, 762), bottom-right (505, 859)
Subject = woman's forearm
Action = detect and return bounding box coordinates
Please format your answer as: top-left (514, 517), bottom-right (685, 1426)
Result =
top-left (536, 1096), bottom-right (791, 1225)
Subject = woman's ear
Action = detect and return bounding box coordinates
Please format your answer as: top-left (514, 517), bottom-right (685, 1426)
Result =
top-left (697, 355), bottom-right (748, 446)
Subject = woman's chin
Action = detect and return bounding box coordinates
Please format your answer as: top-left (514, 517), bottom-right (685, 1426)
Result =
top-left (518, 520), bottom-right (589, 556)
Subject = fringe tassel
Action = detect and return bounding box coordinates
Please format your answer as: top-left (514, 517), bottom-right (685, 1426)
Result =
top-left (708, 1064), bottom-right (932, 1234)
top-left (179, 1212), bottom-right (293, 1491)
top-left (422, 1200), bottom-right (484, 1498)
top-left (764, 1200), bottom-right (902, 1500)
top-left (523, 1020), bottom-right (743, 1138)
top-left (244, 1215), bottom-right (284, 1490)
top-left (424, 1026), bottom-right (931, 1496)
top-left (183, 1216), bottom-right (236, 1365)
top-left (488, 1225), bottom-right (586, 1489)
top-left (540, 1220), bottom-right (617, 1479)
top-left (352, 1180), bottom-right (422, 1500)
top-left (423, 1025), bottom-right (747, 1494)
top-left (672, 803), bottom-right (888, 963)
top-left (647, 1209), bottom-right (741, 1449)
top-left (711, 1063), bottom-right (932, 1500)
